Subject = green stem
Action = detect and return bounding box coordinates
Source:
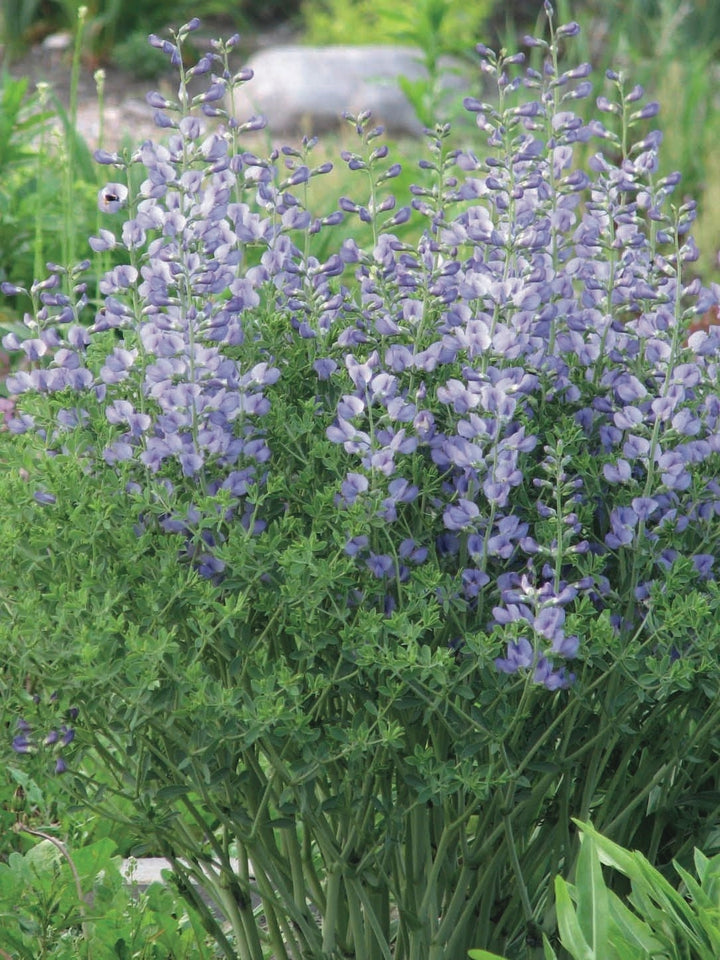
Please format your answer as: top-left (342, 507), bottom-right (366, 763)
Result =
top-left (162, 851), bottom-right (238, 960)
top-left (347, 876), bottom-right (393, 960)
top-left (33, 83), bottom-right (51, 280)
top-left (63, 5), bottom-right (87, 275)
top-left (501, 746), bottom-right (534, 926)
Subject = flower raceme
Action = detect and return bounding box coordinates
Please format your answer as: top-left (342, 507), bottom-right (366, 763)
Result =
top-left (2, 11), bottom-right (720, 693)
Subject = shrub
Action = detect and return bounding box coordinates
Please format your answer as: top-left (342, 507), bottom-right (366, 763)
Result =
top-left (2, 7), bottom-right (720, 959)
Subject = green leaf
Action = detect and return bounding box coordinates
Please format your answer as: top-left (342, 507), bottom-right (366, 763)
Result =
top-left (575, 834), bottom-right (610, 958)
top-left (555, 877), bottom-right (594, 960)
top-left (542, 934), bottom-right (559, 960)
top-left (572, 820), bottom-right (638, 877)
top-left (575, 821), bottom-right (702, 953)
top-left (673, 859), bottom-right (712, 911)
top-left (155, 784), bottom-right (191, 801)
top-left (693, 848), bottom-right (720, 907)
top-left (694, 906), bottom-right (720, 956)
top-left (606, 888), bottom-right (666, 956)
top-left (467, 951), bottom-right (511, 960)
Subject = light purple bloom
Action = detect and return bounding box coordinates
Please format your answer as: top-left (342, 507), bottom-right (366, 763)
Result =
top-left (534, 606), bottom-right (565, 641)
top-left (603, 459), bottom-right (632, 483)
top-left (3, 15), bottom-right (719, 695)
top-left (12, 733), bottom-right (33, 753)
top-left (551, 633), bottom-right (580, 658)
top-left (443, 499), bottom-right (480, 531)
top-left (606, 506), bottom-right (637, 549)
top-left (534, 658), bottom-right (572, 690)
top-left (98, 182), bottom-right (128, 214)
top-left (366, 553), bottom-right (394, 578)
top-left (495, 638), bottom-right (534, 674)
top-left (462, 568), bottom-right (490, 597)
top-left (340, 472), bottom-right (369, 505)
top-left (344, 536), bottom-right (369, 557)
top-left (692, 554), bottom-right (714, 579)
top-left (314, 358), bottom-right (337, 380)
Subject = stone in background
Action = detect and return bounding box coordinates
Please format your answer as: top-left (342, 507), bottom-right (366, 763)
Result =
top-left (231, 45), bottom-right (469, 136)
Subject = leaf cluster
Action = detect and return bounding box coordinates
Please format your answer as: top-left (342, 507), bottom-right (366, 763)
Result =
top-left (472, 820), bottom-right (720, 960)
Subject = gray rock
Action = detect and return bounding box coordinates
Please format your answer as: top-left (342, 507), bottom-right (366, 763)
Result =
top-left (41, 31), bottom-right (73, 53)
top-left (230, 45), bottom-right (467, 137)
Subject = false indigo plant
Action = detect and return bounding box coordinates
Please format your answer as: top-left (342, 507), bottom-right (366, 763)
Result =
top-left (2, 7), bottom-right (720, 959)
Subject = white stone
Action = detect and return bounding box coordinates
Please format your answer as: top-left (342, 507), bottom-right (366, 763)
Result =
top-left (122, 857), bottom-right (173, 885)
top-left (41, 31), bottom-right (73, 53)
top-left (231, 45), bottom-right (466, 137)
top-left (122, 856), bottom-right (248, 886)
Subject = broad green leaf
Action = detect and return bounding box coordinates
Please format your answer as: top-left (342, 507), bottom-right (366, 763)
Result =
top-left (576, 834), bottom-right (610, 958)
top-left (694, 848), bottom-right (710, 882)
top-left (693, 849), bottom-right (720, 906)
top-left (25, 838), bottom-right (63, 872)
top-left (542, 933), bottom-right (559, 960)
top-left (606, 888), bottom-right (667, 956)
top-left (575, 820), bottom-right (702, 950)
top-left (673, 860), bottom-right (712, 911)
top-left (70, 837), bottom-right (120, 881)
top-left (632, 856), bottom-right (703, 948)
top-left (694, 906), bottom-right (720, 956)
top-left (573, 821), bottom-right (638, 877)
top-left (555, 877), bottom-right (594, 960)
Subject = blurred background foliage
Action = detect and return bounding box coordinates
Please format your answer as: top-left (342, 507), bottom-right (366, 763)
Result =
top-left (301, 0), bottom-right (493, 51)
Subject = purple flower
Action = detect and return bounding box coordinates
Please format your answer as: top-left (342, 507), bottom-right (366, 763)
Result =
top-left (692, 554), bottom-right (714, 579)
top-left (97, 182), bottom-right (128, 214)
top-left (314, 357), bottom-right (338, 380)
top-left (534, 606), bottom-right (565, 642)
top-left (462, 568), bottom-right (490, 597)
top-left (89, 229), bottom-right (117, 252)
top-left (366, 553), bottom-right (394, 578)
top-left (399, 539), bottom-right (428, 564)
top-left (551, 633), bottom-right (580, 658)
top-left (340, 472), bottom-right (368, 505)
top-left (344, 536), bottom-right (369, 557)
top-left (534, 657), bottom-right (572, 690)
top-left (443, 499), bottom-right (480, 532)
top-left (495, 638), bottom-right (534, 674)
top-left (606, 506), bottom-right (637, 549)
top-left (3, 13), bottom-right (719, 701)
top-left (12, 733), bottom-right (33, 753)
top-left (603, 459), bottom-right (632, 483)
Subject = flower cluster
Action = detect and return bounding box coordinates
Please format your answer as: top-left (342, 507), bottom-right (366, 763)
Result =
top-left (2, 9), bottom-right (719, 694)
